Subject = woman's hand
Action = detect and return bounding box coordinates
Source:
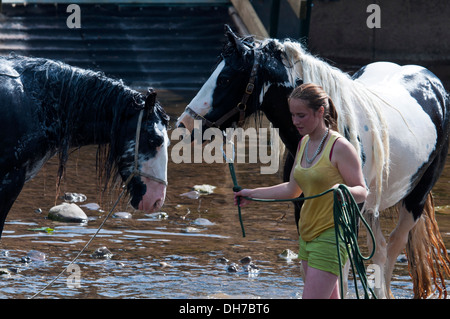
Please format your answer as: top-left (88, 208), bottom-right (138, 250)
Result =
top-left (234, 189), bottom-right (253, 207)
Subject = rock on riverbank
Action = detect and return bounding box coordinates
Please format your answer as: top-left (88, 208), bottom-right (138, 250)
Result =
top-left (48, 203), bottom-right (88, 223)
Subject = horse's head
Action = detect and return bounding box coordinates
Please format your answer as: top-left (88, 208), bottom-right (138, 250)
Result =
top-left (176, 25), bottom-right (293, 134)
top-left (114, 88), bottom-right (169, 213)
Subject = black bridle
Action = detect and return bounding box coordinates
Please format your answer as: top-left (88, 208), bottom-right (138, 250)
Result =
top-left (185, 52), bottom-right (260, 129)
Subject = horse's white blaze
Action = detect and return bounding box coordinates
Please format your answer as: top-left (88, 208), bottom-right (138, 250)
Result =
top-left (140, 121), bottom-right (169, 184)
top-left (138, 121), bottom-right (169, 212)
top-left (176, 61), bottom-right (225, 130)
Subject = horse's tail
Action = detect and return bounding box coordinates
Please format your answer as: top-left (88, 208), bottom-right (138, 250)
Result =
top-left (406, 192), bottom-right (450, 298)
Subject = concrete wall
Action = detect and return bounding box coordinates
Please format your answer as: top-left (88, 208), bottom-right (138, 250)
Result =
top-left (252, 0), bottom-right (450, 88)
top-left (309, 0), bottom-right (450, 64)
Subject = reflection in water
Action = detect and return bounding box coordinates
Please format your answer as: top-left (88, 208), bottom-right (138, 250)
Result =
top-left (0, 90), bottom-right (448, 299)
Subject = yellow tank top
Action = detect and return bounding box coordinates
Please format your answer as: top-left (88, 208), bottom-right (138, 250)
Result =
top-left (293, 131), bottom-right (344, 241)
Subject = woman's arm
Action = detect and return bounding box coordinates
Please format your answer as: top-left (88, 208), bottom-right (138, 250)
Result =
top-left (234, 180), bottom-right (302, 207)
top-left (331, 137), bottom-right (368, 204)
top-left (234, 150), bottom-right (303, 207)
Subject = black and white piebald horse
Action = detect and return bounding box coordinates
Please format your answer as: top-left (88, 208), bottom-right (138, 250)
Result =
top-left (177, 26), bottom-right (450, 298)
top-left (0, 55), bottom-right (170, 238)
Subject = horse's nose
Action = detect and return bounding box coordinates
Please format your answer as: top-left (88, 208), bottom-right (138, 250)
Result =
top-left (151, 186), bottom-right (166, 212)
top-left (176, 112), bottom-right (194, 132)
top-left (153, 198), bottom-right (163, 211)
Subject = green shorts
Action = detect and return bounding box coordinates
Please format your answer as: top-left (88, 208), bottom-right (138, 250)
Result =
top-left (298, 227), bottom-right (348, 276)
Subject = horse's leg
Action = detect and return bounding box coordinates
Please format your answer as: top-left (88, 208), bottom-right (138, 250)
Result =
top-left (405, 193), bottom-right (450, 298)
top-left (340, 259), bottom-right (351, 298)
top-left (363, 208), bottom-right (388, 299)
top-left (0, 170), bottom-right (26, 239)
top-left (384, 202), bottom-right (418, 298)
top-left (401, 138), bottom-right (450, 298)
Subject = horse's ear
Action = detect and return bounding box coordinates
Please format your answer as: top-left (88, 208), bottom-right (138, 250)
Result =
top-left (224, 24), bottom-right (235, 38)
top-left (224, 24), bottom-right (247, 55)
top-left (145, 88), bottom-right (157, 111)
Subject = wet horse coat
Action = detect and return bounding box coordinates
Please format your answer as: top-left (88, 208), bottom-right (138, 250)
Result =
top-left (177, 28), bottom-right (450, 298)
top-left (0, 55), bottom-right (170, 237)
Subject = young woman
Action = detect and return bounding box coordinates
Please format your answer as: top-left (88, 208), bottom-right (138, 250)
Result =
top-left (234, 83), bottom-right (367, 299)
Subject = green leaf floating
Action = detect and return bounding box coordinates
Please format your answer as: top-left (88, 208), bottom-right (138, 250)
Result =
top-left (28, 227), bottom-right (54, 233)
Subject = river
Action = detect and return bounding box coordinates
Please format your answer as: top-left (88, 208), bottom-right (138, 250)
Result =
top-left (0, 90), bottom-right (448, 300)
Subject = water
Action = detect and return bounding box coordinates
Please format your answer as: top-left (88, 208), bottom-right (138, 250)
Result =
top-left (0, 90), bottom-right (448, 299)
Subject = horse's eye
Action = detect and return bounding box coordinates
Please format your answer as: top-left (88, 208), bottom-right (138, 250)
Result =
top-left (217, 77), bottom-right (230, 87)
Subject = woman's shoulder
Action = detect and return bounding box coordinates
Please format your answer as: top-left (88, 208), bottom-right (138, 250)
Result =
top-left (329, 131), bottom-right (359, 162)
top-left (330, 130), bottom-right (344, 140)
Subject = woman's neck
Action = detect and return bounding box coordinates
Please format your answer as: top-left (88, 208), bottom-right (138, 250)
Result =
top-left (309, 123), bottom-right (329, 143)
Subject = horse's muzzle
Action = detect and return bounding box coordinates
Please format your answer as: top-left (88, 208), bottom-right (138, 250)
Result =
top-left (176, 111), bottom-right (195, 133)
top-left (138, 179), bottom-right (166, 213)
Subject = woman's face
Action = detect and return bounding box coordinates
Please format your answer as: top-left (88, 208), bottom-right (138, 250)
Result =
top-left (289, 98), bottom-right (323, 135)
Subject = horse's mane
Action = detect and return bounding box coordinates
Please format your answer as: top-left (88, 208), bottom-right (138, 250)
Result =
top-left (261, 39), bottom-right (390, 211)
top-left (6, 55), bottom-right (168, 194)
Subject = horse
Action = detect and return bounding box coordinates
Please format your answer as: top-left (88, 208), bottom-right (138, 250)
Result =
top-left (176, 26), bottom-right (450, 299)
top-left (0, 54), bottom-right (170, 238)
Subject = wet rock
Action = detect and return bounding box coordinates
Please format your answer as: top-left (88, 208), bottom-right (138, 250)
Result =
top-left (113, 212), bottom-right (132, 219)
top-left (27, 250), bottom-right (46, 261)
top-left (180, 185), bottom-right (216, 199)
top-left (242, 263), bottom-right (260, 273)
top-left (227, 263), bottom-right (239, 273)
top-left (0, 268), bottom-right (11, 276)
top-left (0, 267), bottom-right (20, 277)
top-left (182, 226), bottom-right (202, 233)
top-left (397, 254), bottom-right (408, 263)
top-left (279, 249), bottom-right (298, 261)
top-left (193, 184), bottom-right (216, 194)
top-left (20, 250), bottom-right (47, 263)
top-left (62, 192), bottom-right (87, 203)
top-left (80, 203), bottom-right (101, 211)
top-left (145, 212), bottom-right (168, 219)
top-left (7, 267), bottom-right (20, 274)
top-left (158, 262), bottom-right (173, 268)
top-left (20, 256), bottom-right (32, 263)
top-left (180, 190), bottom-right (200, 199)
top-left (192, 218), bottom-right (215, 226)
top-left (239, 256), bottom-right (252, 264)
top-left (91, 246), bottom-right (113, 259)
top-left (215, 257), bottom-right (229, 264)
top-left (48, 203), bottom-right (88, 223)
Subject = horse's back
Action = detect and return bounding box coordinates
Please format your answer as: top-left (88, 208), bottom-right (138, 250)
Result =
top-left (352, 61), bottom-right (403, 85)
top-left (352, 61), bottom-right (449, 210)
top-left (0, 56), bottom-right (48, 172)
top-left (0, 57), bottom-right (20, 78)
top-left (354, 61), bottom-right (448, 135)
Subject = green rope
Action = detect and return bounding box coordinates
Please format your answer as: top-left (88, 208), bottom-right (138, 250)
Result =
top-left (333, 186), bottom-right (377, 299)
top-left (228, 162), bottom-right (246, 237)
top-left (228, 161), bottom-right (377, 299)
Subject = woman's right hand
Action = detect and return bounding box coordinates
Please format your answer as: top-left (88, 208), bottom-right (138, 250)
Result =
top-left (234, 189), bottom-right (253, 207)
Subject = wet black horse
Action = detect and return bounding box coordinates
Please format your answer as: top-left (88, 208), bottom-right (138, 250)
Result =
top-left (0, 55), bottom-right (170, 238)
top-left (177, 27), bottom-right (450, 298)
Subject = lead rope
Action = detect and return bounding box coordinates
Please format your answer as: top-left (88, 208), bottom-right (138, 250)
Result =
top-left (224, 139), bottom-right (377, 299)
